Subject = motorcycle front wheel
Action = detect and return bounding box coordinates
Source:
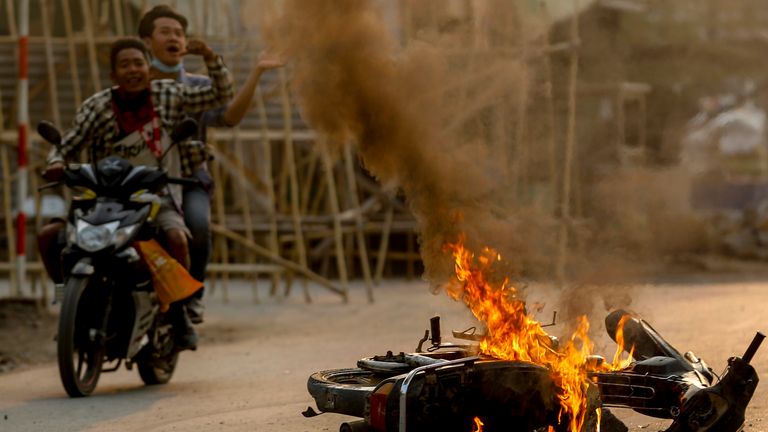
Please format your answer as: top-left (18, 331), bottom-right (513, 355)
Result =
top-left (137, 351), bottom-right (179, 385)
top-left (57, 276), bottom-right (104, 397)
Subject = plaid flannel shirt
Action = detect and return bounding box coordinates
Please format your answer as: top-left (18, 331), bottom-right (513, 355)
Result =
top-left (48, 56), bottom-right (233, 177)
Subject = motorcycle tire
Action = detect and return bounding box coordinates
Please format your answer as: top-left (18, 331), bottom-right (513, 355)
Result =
top-left (57, 276), bottom-right (104, 397)
top-left (137, 351), bottom-right (179, 385)
top-left (307, 368), bottom-right (389, 417)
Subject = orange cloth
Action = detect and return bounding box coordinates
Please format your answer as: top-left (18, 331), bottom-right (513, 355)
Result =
top-left (135, 239), bottom-right (202, 312)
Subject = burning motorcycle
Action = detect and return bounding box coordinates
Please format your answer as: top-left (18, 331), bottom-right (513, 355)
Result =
top-left (304, 312), bottom-right (763, 432)
top-left (37, 120), bottom-right (202, 397)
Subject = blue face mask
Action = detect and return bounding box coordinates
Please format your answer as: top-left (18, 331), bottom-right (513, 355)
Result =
top-left (150, 58), bottom-right (183, 74)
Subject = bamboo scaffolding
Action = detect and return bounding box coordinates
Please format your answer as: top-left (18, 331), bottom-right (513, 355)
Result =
top-left (320, 141), bottom-right (349, 302)
top-left (374, 204), bottom-right (394, 285)
top-left (4, 0), bottom-right (18, 37)
top-left (233, 127), bottom-right (260, 302)
top-left (62, 0), bottom-right (83, 107)
top-left (254, 86), bottom-right (282, 297)
top-left (342, 142), bottom-right (374, 302)
top-left (211, 224), bottom-right (344, 297)
top-left (80, 0), bottom-right (102, 94)
top-left (556, 0), bottom-right (581, 288)
top-left (211, 160), bottom-right (230, 302)
top-left (1, 144), bottom-right (18, 295)
top-left (41, 0), bottom-right (61, 126)
top-left (278, 68), bottom-right (310, 302)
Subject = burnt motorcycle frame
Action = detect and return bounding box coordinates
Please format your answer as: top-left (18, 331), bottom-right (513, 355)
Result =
top-left (305, 312), bottom-right (762, 432)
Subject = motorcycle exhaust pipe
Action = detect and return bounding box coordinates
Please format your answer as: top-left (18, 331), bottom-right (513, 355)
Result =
top-left (742, 331), bottom-right (765, 364)
top-left (339, 420), bottom-right (369, 432)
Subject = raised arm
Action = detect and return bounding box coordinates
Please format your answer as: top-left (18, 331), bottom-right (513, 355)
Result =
top-left (221, 50), bottom-right (284, 127)
top-left (175, 38), bottom-right (234, 113)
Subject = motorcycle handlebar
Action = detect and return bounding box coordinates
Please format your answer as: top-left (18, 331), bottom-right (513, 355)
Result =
top-left (166, 177), bottom-right (201, 187)
top-left (742, 332), bottom-right (765, 364)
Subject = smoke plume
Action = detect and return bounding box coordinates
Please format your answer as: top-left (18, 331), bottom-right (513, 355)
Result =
top-left (261, 0), bottom-right (544, 287)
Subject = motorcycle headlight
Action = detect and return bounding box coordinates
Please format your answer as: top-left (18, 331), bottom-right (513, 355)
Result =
top-left (76, 220), bottom-right (119, 252)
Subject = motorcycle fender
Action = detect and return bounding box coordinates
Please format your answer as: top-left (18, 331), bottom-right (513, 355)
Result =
top-left (71, 258), bottom-right (94, 275)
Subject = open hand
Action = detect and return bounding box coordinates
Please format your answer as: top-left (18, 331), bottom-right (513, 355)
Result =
top-left (255, 50), bottom-right (285, 72)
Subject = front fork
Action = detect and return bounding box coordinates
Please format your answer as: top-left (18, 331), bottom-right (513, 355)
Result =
top-left (66, 257), bottom-right (114, 349)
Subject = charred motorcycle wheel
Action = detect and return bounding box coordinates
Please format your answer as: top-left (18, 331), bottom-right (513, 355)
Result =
top-left (308, 368), bottom-right (389, 417)
top-left (57, 276), bottom-right (104, 397)
top-left (137, 351), bottom-right (179, 385)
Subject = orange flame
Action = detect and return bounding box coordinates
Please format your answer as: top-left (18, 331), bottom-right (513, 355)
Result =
top-left (610, 315), bottom-right (635, 370)
top-left (445, 238), bottom-right (612, 431)
top-left (472, 416), bottom-right (484, 432)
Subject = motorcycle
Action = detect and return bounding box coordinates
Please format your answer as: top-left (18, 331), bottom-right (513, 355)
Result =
top-left (304, 311), bottom-right (763, 432)
top-left (37, 119), bottom-right (201, 397)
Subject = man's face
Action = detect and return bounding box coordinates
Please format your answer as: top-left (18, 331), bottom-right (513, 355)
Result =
top-left (144, 17), bottom-right (186, 66)
top-left (111, 48), bottom-right (150, 93)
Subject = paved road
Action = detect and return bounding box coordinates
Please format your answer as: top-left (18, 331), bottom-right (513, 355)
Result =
top-left (1, 277), bottom-right (766, 431)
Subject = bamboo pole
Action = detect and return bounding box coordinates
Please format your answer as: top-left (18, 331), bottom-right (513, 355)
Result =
top-left (41, 0), bottom-right (61, 126)
top-left (4, 0), bottom-right (17, 37)
top-left (254, 86), bottom-right (282, 297)
top-left (1, 146), bottom-right (17, 293)
top-left (212, 160), bottom-right (230, 302)
top-left (556, 0), bottom-right (581, 289)
top-left (190, 0), bottom-right (202, 34)
top-left (541, 11), bottom-right (560, 218)
top-left (62, 0), bottom-right (83, 106)
top-left (80, 0), bottom-right (102, 93)
top-left (320, 144), bottom-right (349, 302)
top-left (30, 161), bottom-right (48, 303)
top-left (343, 142), bottom-right (374, 302)
top-left (278, 68), bottom-right (310, 302)
top-left (406, 231), bottom-right (415, 280)
top-left (374, 204), bottom-right (394, 285)
top-left (112, 0), bottom-right (124, 35)
top-left (300, 148), bottom-right (320, 214)
top-left (122, 0), bottom-right (133, 36)
top-left (233, 128), bottom-right (260, 302)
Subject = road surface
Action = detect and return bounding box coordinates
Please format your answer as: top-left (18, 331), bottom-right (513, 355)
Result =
top-left (1, 276), bottom-right (766, 431)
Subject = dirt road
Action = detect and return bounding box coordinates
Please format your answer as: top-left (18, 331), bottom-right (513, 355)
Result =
top-left (1, 276), bottom-right (766, 432)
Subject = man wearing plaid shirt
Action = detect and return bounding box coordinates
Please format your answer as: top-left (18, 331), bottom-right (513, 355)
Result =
top-left (138, 5), bottom-right (283, 325)
top-left (39, 37), bottom-right (234, 350)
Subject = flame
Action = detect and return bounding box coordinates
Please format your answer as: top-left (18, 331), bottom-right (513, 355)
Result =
top-left (472, 416), bottom-right (484, 432)
top-left (445, 238), bottom-right (632, 431)
top-left (610, 315), bottom-right (635, 370)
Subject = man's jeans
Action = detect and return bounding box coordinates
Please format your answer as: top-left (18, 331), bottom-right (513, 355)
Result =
top-left (183, 176), bottom-right (212, 293)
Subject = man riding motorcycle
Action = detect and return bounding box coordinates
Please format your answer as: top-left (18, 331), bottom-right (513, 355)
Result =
top-left (37, 37), bottom-right (234, 350)
top-left (137, 5), bottom-right (283, 324)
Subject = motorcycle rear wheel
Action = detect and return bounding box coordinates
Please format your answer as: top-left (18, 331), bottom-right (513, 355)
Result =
top-left (57, 276), bottom-right (104, 397)
top-left (308, 368), bottom-right (389, 417)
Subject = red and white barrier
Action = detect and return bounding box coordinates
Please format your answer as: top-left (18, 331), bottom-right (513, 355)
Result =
top-left (14, 0), bottom-right (29, 296)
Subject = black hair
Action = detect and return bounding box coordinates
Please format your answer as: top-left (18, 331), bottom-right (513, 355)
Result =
top-left (137, 5), bottom-right (188, 39)
top-left (110, 38), bottom-right (150, 71)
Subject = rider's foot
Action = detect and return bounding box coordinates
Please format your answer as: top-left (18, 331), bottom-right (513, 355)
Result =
top-left (175, 316), bottom-right (198, 351)
top-left (186, 296), bottom-right (204, 324)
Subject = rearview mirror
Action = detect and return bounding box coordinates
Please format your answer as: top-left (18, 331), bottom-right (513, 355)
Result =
top-left (37, 121), bottom-right (62, 147)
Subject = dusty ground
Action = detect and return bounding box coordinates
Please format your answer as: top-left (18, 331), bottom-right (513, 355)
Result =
top-left (0, 274), bottom-right (766, 432)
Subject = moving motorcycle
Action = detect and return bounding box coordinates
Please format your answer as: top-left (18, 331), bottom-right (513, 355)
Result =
top-left (304, 311), bottom-right (763, 432)
top-left (38, 120), bottom-right (201, 397)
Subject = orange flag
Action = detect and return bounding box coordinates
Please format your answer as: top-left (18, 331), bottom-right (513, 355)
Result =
top-left (135, 239), bottom-right (202, 312)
